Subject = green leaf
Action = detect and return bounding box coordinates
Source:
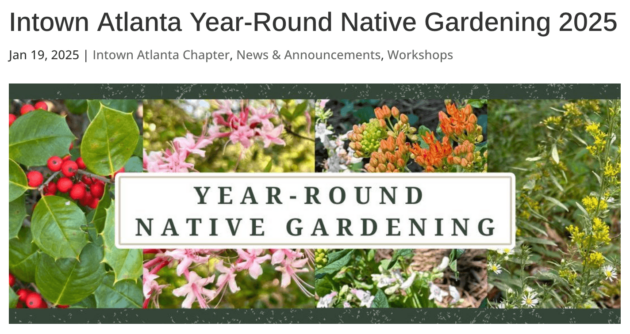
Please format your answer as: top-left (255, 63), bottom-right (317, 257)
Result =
top-left (123, 156), bottom-right (143, 173)
top-left (31, 195), bottom-right (88, 259)
top-left (87, 100), bottom-right (138, 121)
top-left (81, 105), bottom-right (139, 176)
top-left (9, 159), bottom-right (30, 202)
top-left (416, 126), bottom-right (432, 149)
top-left (36, 243), bottom-right (105, 306)
top-left (94, 274), bottom-right (143, 308)
top-left (520, 236), bottom-right (557, 247)
top-left (317, 250), bottom-right (354, 275)
top-left (388, 249), bottom-right (413, 269)
top-left (292, 100), bottom-right (308, 118)
top-left (103, 204), bottom-right (142, 282)
top-left (9, 227), bottom-right (39, 283)
top-left (315, 276), bottom-right (336, 298)
top-left (9, 195), bottom-right (27, 239)
top-left (543, 196), bottom-right (569, 212)
top-left (263, 159), bottom-right (273, 172)
top-left (372, 289), bottom-right (389, 308)
top-left (9, 110), bottom-right (74, 167)
top-left (65, 99), bottom-right (88, 115)
top-left (91, 184), bottom-right (111, 233)
top-left (9, 287), bottom-right (19, 308)
top-left (70, 295), bottom-right (97, 308)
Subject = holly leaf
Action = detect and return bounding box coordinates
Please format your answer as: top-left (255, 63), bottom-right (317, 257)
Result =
top-left (36, 243), bottom-right (105, 306)
top-left (372, 289), bottom-right (389, 308)
top-left (9, 288), bottom-right (19, 308)
top-left (9, 159), bottom-right (30, 202)
top-left (103, 204), bottom-right (142, 282)
top-left (65, 99), bottom-right (88, 114)
top-left (31, 195), bottom-right (88, 259)
top-left (88, 100), bottom-right (138, 121)
top-left (81, 104), bottom-right (139, 176)
top-left (123, 156), bottom-right (143, 173)
top-left (91, 184), bottom-right (111, 233)
top-left (94, 273), bottom-right (143, 308)
top-left (9, 227), bottom-right (39, 283)
top-left (9, 195), bottom-right (27, 239)
top-left (9, 110), bottom-right (74, 167)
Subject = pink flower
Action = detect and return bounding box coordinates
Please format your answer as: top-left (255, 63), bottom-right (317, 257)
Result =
top-left (235, 249), bottom-right (271, 279)
top-left (256, 123), bottom-right (285, 148)
top-left (172, 271), bottom-right (216, 309)
top-left (271, 249), bottom-right (302, 265)
top-left (229, 125), bottom-right (255, 148)
top-left (319, 99), bottom-right (329, 108)
top-left (163, 249), bottom-right (210, 276)
top-left (248, 106), bottom-right (276, 125)
top-left (275, 256), bottom-right (313, 297)
top-left (215, 260), bottom-right (240, 293)
top-left (142, 268), bottom-right (167, 299)
top-left (173, 133), bottom-right (212, 157)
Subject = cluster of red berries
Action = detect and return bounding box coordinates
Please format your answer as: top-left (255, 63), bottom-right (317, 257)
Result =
top-left (9, 101), bottom-right (49, 127)
top-left (25, 148), bottom-right (121, 209)
top-left (10, 273), bottom-right (68, 309)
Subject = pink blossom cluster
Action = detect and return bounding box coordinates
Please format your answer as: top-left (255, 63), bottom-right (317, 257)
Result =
top-left (143, 100), bottom-right (286, 173)
top-left (142, 249), bottom-right (314, 309)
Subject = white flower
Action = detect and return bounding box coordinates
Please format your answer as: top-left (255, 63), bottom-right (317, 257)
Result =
top-left (435, 257), bottom-right (450, 272)
top-left (497, 302), bottom-right (506, 309)
top-left (326, 155), bottom-right (345, 173)
top-left (489, 262), bottom-right (502, 275)
top-left (351, 289), bottom-right (375, 308)
top-left (602, 265), bottom-right (617, 282)
top-left (496, 248), bottom-right (514, 256)
top-left (524, 286), bottom-right (533, 293)
top-left (317, 291), bottom-right (337, 308)
top-left (428, 283), bottom-right (448, 303)
top-left (400, 272), bottom-right (416, 290)
top-left (315, 123), bottom-right (333, 143)
top-left (372, 273), bottom-right (396, 288)
top-left (521, 291), bottom-right (539, 308)
top-left (448, 286), bottom-right (460, 304)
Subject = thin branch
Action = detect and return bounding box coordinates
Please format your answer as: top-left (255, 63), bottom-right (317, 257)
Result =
top-left (77, 170), bottom-right (113, 184)
top-left (37, 171), bottom-right (60, 192)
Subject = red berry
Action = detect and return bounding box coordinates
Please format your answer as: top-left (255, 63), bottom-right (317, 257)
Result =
top-left (61, 160), bottom-right (78, 177)
top-left (20, 104), bottom-right (34, 115)
top-left (69, 142), bottom-right (74, 150)
top-left (62, 155), bottom-right (71, 161)
top-left (90, 183), bottom-right (104, 198)
top-left (16, 302), bottom-right (24, 308)
top-left (34, 101), bottom-right (48, 111)
top-left (44, 182), bottom-right (57, 196)
top-left (47, 156), bottom-right (63, 172)
top-left (76, 157), bottom-right (86, 169)
top-left (70, 183), bottom-right (86, 200)
top-left (89, 198), bottom-right (99, 209)
top-left (80, 192), bottom-right (93, 206)
top-left (26, 170), bottom-right (44, 187)
top-left (9, 273), bottom-right (15, 286)
top-left (26, 293), bottom-right (44, 309)
top-left (17, 289), bottom-right (31, 302)
top-left (82, 175), bottom-right (94, 185)
top-left (57, 305), bottom-right (69, 309)
top-left (9, 114), bottom-right (17, 127)
top-left (57, 177), bottom-right (73, 193)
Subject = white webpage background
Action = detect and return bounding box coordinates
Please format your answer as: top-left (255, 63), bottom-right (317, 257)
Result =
top-left (1, 0), bottom-right (627, 332)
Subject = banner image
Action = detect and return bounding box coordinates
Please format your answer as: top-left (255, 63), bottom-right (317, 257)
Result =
top-left (7, 85), bottom-right (621, 325)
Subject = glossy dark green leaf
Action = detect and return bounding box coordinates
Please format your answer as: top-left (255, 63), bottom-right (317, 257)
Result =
top-left (9, 227), bottom-right (39, 283)
top-left (103, 204), bottom-right (142, 282)
top-left (9, 288), bottom-right (19, 308)
top-left (31, 195), bottom-right (88, 259)
top-left (65, 100), bottom-right (88, 114)
top-left (94, 273), bottom-right (143, 308)
top-left (91, 184), bottom-right (111, 233)
top-left (123, 156), bottom-right (143, 173)
top-left (36, 243), bottom-right (105, 306)
top-left (9, 110), bottom-right (74, 167)
top-left (9, 159), bottom-right (30, 202)
top-left (88, 100), bottom-right (138, 120)
top-left (81, 105), bottom-right (139, 176)
top-left (9, 195), bottom-right (27, 239)
top-left (317, 250), bottom-right (354, 275)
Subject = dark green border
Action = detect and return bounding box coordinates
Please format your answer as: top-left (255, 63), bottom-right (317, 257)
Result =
top-left (8, 83), bottom-right (621, 324)
top-left (9, 309), bottom-right (621, 324)
top-left (9, 84), bottom-right (620, 99)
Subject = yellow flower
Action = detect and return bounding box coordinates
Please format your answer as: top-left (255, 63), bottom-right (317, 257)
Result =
top-left (584, 252), bottom-right (605, 268)
top-left (592, 218), bottom-right (611, 245)
top-left (566, 225), bottom-right (585, 245)
top-left (582, 196), bottom-right (608, 214)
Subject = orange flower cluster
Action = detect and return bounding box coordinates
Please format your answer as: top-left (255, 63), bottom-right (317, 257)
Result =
top-left (366, 132), bottom-right (410, 173)
top-left (438, 103), bottom-right (480, 141)
top-left (409, 132), bottom-right (453, 172)
top-left (447, 140), bottom-right (475, 167)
